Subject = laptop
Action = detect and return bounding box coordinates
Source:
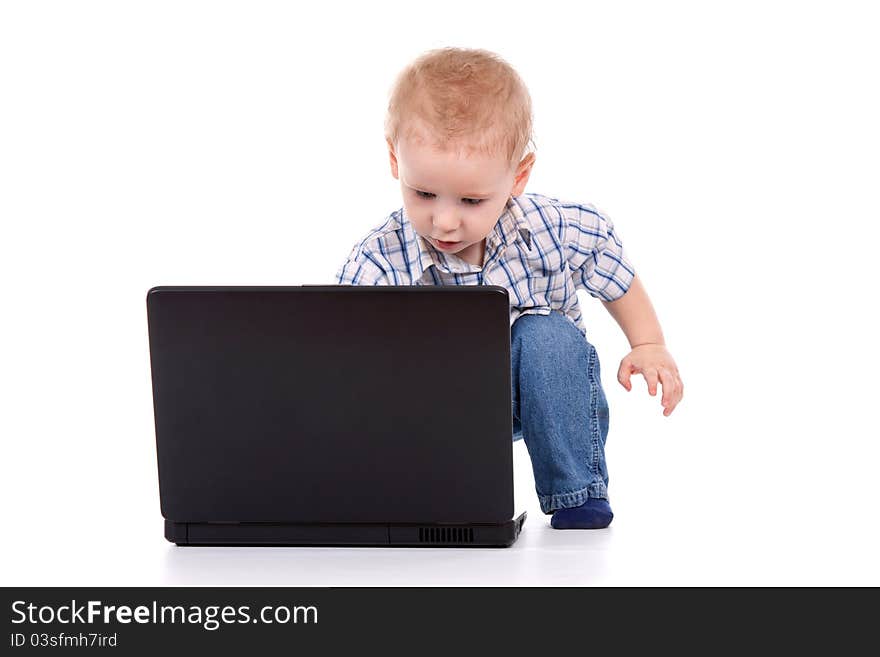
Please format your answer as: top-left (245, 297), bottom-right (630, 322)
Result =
top-left (146, 285), bottom-right (527, 547)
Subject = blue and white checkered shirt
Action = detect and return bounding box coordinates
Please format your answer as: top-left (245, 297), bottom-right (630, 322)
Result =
top-left (334, 192), bottom-right (635, 337)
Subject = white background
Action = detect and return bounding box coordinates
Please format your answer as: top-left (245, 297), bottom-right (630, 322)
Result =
top-left (1, 0), bottom-right (878, 585)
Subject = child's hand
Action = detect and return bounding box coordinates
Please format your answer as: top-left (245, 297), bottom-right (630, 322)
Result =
top-left (617, 344), bottom-right (683, 416)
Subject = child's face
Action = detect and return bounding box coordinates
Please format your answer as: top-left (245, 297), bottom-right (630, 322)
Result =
top-left (388, 134), bottom-right (533, 267)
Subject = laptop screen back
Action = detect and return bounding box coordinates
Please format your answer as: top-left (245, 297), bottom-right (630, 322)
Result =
top-left (147, 286), bottom-right (514, 524)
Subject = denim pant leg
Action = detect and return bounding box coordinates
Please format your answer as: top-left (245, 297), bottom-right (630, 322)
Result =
top-left (511, 311), bottom-right (611, 514)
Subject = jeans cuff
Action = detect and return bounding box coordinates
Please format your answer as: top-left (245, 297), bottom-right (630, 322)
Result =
top-left (538, 481), bottom-right (609, 514)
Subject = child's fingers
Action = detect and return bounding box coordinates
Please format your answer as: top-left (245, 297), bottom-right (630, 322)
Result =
top-left (617, 358), bottom-right (633, 391)
top-left (643, 369), bottom-right (659, 396)
top-left (658, 367), bottom-right (677, 413)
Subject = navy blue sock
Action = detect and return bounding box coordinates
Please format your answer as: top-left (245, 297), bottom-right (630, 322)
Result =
top-left (550, 498), bottom-right (613, 529)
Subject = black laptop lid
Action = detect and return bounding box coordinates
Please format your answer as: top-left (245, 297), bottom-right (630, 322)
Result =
top-left (147, 286), bottom-right (514, 525)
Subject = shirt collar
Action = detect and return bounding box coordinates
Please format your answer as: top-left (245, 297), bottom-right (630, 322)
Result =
top-left (406, 195), bottom-right (532, 282)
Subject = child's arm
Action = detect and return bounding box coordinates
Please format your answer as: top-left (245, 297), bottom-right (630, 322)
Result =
top-left (601, 274), bottom-right (683, 416)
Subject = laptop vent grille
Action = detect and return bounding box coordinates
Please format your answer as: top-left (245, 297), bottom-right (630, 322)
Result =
top-left (418, 527), bottom-right (474, 544)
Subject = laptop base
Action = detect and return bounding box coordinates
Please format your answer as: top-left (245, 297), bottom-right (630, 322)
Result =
top-left (166, 512), bottom-right (527, 548)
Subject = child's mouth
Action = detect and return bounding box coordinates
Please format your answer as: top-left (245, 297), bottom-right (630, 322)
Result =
top-left (434, 239), bottom-right (460, 249)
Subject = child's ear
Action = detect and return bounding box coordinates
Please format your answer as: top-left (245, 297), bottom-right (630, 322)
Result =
top-left (387, 138), bottom-right (399, 179)
top-left (511, 152), bottom-right (536, 196)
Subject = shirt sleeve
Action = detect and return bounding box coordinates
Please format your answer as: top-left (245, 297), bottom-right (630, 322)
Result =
top-left (564, 202), bottom-right (635, 301)
top-left (334, 244), bottom-right (392, 285)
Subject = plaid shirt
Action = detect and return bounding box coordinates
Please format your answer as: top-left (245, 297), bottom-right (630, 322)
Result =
top-left (334, 192), bottom-right (635, 337)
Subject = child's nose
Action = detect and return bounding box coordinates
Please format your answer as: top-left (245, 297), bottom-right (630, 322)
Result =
top-left (433, 208), bottom-right (460, 232)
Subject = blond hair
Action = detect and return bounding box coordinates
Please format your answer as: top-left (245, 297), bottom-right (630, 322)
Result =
top-left (384, 47), bottom-right (535, 166)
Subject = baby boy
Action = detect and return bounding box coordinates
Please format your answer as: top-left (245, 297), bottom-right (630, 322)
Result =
top-left (335, 48), bottom-right (683, 529)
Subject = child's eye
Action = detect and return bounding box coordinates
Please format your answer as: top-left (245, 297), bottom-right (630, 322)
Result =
top-left (414, 190), bottom-right (482, 205)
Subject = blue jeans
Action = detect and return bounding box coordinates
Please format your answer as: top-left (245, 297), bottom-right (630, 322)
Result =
top-left (511, 311), bottom-right (610, 514)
